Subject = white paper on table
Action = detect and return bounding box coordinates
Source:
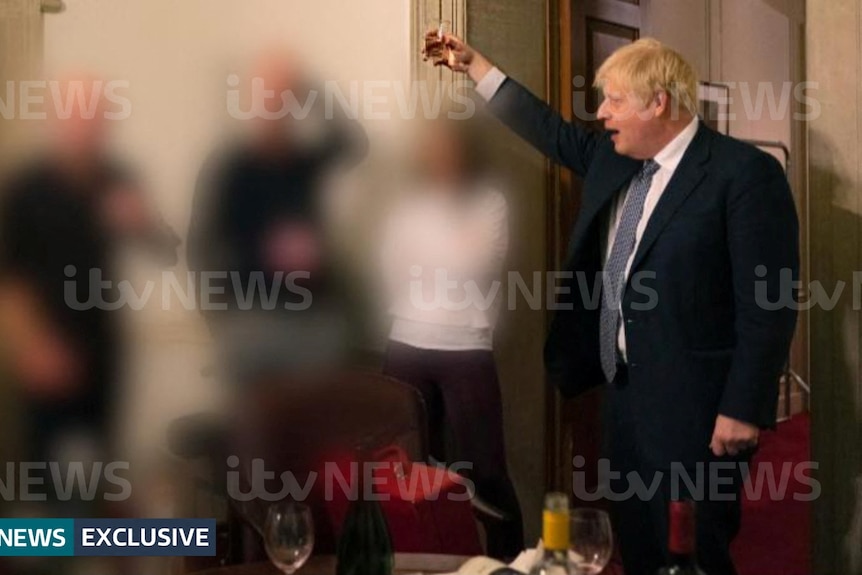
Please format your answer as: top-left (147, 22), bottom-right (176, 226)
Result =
top-left (508, 540), bottom-right (544, 573)
top-left (431, 540), bottom-right (545, 575)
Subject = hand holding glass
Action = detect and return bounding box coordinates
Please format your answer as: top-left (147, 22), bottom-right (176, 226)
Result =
top-left (422, 20), bottom-right (451, 62)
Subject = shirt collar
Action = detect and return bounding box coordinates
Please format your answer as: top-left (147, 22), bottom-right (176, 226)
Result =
top-left (652, 117), bottom-right (699, 173)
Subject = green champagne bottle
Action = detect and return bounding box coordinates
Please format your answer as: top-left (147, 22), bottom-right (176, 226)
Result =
top-left (335, 449), bottom-right (394, 575)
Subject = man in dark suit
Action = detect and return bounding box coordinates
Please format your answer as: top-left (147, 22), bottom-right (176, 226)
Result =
top-left (426, 35), bottom-right (799, 574)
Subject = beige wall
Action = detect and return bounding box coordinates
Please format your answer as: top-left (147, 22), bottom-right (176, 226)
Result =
top-left (644, 0), bottom-right (711, 79)
top-left (42, 0), bottom-right (413, 459)
top-left (467, 0), bottom-right (549, 545)
top-left (807, 1), bottom-right (862, 572)
top-left (0, 0), bottom-right (42, 469)
top-left (720, 0), bottom-right (792, 146)
top-left (44, 0), bottom-right (412, 240)
top-left (0, 0), bottom-right (42, 170)
top-left (646, 0), bottom-right (799, 161)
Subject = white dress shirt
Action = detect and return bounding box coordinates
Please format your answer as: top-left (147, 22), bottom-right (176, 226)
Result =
top-left (476, 67), bottom-right (700, 360)
top-left (604, 117), bottom-right (699, 359)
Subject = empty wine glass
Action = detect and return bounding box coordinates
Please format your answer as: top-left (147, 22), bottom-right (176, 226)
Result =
top-left (569, 508), bottom-right (613, 575)
top-left (431, 19), bottom-right (451, 40)
top-left (263, 502), bottom-right (315, 574)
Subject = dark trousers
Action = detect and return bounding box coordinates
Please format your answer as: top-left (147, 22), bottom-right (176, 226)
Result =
top-left (606, 365), bottom-right (745, 575)
top-left (383, 340), bottom-right (524, 560)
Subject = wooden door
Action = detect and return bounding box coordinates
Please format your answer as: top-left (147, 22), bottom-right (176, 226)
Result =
top-left (545, 0), bottom-right (647, 501)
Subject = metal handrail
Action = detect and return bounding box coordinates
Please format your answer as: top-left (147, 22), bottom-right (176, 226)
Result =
top-left (788, 369), bottom-right (810, 394)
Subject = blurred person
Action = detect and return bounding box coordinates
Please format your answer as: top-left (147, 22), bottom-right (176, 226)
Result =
top-left (0, 75), bottom-right (177, 483)
top-left (379, 117), bottom-right (523, 560)
top-left (187, 51), bottom-right (368, 381)
top-left (427, 35), bottom-right (799, 575)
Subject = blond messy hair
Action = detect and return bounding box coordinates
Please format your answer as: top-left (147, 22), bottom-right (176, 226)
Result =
top-left (594, 38), bottom-right (698, 118)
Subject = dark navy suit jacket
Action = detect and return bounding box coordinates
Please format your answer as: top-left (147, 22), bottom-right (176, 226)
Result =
top-left (487, 78), bottom-right (799, 467)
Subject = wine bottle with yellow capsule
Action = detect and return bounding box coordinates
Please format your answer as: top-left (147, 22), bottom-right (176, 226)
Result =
top-left (529, 492), bottom-right (573, 575)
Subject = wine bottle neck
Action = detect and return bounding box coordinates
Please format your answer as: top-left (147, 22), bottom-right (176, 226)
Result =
top-left (668, 552), bottom-right (697, 569)
top-left (668, 500), bottom-right (696, 556)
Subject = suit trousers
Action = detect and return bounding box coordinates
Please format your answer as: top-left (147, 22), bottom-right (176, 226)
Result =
top-left (606, 365), bottom-right (746, 575)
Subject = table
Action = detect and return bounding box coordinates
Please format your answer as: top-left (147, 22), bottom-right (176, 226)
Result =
top-left (195, 553), bottom-right (469, 575)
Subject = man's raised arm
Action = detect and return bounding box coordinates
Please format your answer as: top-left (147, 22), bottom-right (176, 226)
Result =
top-left (425, 31), bottom-right (603, 177)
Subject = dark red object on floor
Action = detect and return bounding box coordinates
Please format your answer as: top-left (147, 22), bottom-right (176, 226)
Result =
top-left (322, 446), bottom-right (484, 557)
top-left (731, 412), bottom-right (811, 575)
top-left (604, 413), bottom-right (811, 575)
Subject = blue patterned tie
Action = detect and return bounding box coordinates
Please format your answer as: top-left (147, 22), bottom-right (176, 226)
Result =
top-left (600, 159), bottom-right (660, 383)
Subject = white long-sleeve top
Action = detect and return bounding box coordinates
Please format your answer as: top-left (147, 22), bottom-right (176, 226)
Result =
top-left (381, 185), bottom-right (509, 350)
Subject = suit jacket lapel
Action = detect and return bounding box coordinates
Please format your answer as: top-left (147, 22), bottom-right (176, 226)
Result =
top-left (567, 154), bottom-right (640, 260)
top-left (628, 123), bottom-right (713, 275)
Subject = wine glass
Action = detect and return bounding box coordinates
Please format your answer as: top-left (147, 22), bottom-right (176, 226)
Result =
top-left (423, 19), bottom-right (452, 62)
top-left (263, 502), bottom-right (315, 574)
top-left (568, 508), bottom-right (613, 575)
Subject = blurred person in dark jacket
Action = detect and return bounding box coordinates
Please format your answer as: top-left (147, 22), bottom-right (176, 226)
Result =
top-left (0, 75), bottom-right (178, 471)
top-left (187, 52), bottom-right (368, 380)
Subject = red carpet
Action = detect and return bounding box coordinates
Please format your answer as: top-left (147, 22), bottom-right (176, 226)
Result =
top-left (731, 412), bottom-right (812, 575)
top-left (603, 414), bottom-right (811, 575)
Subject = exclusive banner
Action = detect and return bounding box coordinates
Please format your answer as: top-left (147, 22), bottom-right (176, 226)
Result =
top-left (0, 518), bottom-right (216, 557)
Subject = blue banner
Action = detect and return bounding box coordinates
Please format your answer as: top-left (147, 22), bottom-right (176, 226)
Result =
top-left (0, 518), bottom-right (216, 557)
top-left (75, 519), bottom-right (217, 557)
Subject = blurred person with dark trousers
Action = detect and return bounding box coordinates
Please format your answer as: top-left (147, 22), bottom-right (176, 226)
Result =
top-left (187, 52), bottom-right (368, 381)
top-left (379, 116), bottom-right (523, 560)
top-left (425, 35), bottom-right (799, 575)
top-left (0, 76), bottom-right (177, 484)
